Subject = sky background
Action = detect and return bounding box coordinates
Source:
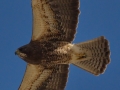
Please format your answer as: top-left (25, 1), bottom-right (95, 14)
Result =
top-left (0, 0), bottom-right (120, 90)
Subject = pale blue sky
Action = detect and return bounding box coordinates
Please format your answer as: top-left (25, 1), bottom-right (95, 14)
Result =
top-left (0, 0), bottom-right (120, 90)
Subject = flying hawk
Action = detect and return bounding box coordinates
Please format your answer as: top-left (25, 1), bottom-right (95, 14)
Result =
top-left (15, 0), bottom-right (110, 90)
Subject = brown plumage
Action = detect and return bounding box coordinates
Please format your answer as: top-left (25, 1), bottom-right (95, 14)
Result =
top-left (19, 64), bottom-right (68, 90)
top-left (73, 36), bottom-right (110, 75)
top-left (15, 0), bottom-right (110, 90)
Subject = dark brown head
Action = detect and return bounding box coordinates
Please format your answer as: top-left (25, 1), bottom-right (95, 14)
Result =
top-left (15, 43), bottom-right (43, 64)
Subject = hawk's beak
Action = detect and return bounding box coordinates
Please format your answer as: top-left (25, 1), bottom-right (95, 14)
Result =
top-left (15, 50), bottom-right (19, 55)
top-left (15, 49), bottom-right (27, 58)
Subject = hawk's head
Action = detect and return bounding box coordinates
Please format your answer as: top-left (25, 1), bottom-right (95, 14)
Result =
top-left (15, 44), bottom-right (29, 60)
top-left (15, 43), bottom-right (43, 64)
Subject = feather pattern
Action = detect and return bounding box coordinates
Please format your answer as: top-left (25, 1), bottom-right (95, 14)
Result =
top-left (73, 36), bottom-right (110, 75)
top-left (32, 0), bottom-right (79, 42)
top-left (19, 64), bottom-right (69, 90)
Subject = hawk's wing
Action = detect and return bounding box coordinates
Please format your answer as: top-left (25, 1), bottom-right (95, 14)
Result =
top-left (19, 64), bottom-right (69, 90)
top-left (31, 0), bottom-right (79, 42)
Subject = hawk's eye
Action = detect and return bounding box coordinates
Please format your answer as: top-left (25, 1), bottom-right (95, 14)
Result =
top-left (19, 47), bottom-right (27, 53)
top-left (19, 47), bottom-right (23, 52)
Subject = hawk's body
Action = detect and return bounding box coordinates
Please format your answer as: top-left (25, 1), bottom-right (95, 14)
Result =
top-left (15, 0), bottom-right (110, 90)
top-left (18, 41), bottom-right (73, 65)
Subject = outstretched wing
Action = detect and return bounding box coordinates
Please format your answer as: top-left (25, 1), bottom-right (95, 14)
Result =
top-left (31, 0), bottom-right (79, 42)
top-left (19, 64), bottom-right (69, 90)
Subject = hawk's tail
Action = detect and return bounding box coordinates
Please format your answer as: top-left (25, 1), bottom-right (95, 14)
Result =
top-left (72, 36), bottom-right (110, 75)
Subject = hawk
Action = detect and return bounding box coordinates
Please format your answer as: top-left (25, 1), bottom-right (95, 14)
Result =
top-left (15, 0), bottom-right (110, 90)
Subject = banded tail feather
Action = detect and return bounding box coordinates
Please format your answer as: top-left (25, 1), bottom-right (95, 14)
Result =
top-left (72, 36), bottom-right (110, 75)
